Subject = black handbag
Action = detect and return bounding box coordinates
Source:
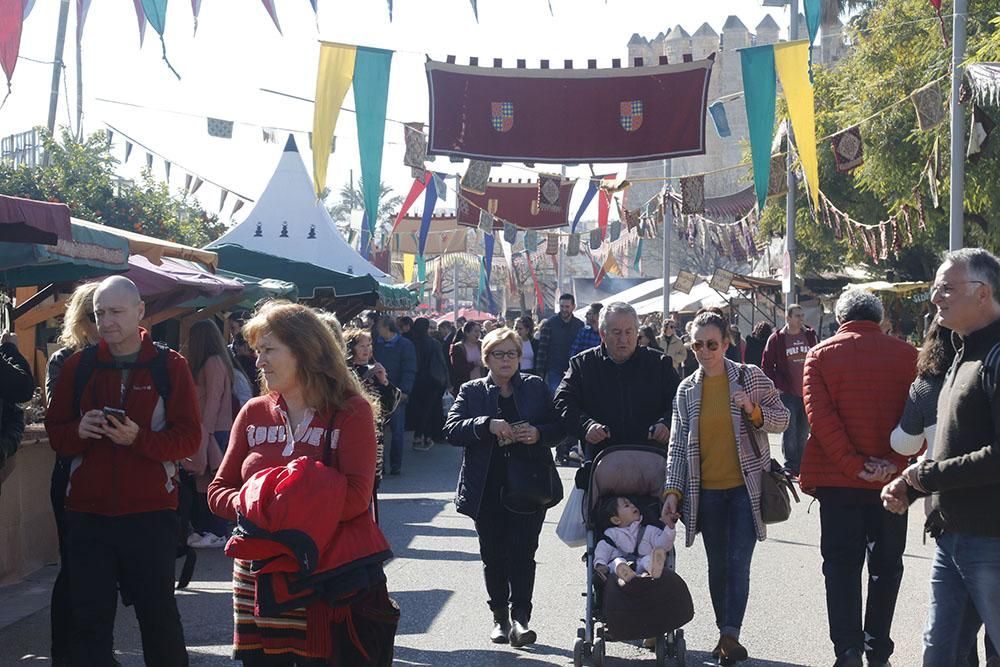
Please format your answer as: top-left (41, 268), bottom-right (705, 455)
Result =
top-left (502, 443), bottom-right (564, 514)
top-left (738, 366), bottom-right (800, 524)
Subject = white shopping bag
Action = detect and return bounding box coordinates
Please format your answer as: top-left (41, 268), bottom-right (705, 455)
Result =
top-left (556, 486), bottom-right (587, 547)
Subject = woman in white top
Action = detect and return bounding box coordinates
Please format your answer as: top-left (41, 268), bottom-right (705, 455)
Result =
top-left (889, 322), bottom-right (955, 460)
top-left (449, 320), bottom-right (486, 393)
top-left (515, 316), bottom-right (538, 374)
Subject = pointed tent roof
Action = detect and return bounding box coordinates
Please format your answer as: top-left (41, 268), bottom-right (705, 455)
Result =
top-left (206, 136), bottom-right (391, 282)
top-left (628, 32), bottom-right (648, 45)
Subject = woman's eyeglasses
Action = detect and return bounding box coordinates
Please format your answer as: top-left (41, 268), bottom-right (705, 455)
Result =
top-left (488, 350), bottom-right (519, 360)
top-left (86, 313), bottom-right (96, 323)
top-left (689, 340), bottom-right (721, 352)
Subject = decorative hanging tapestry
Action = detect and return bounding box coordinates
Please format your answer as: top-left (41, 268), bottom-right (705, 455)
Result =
top-left (537, 173), bottom-right (563, 212)
top-left (910, 81), bottom-right (945, 131)
top-left (461, 160), bottom-right (491, 194)
top-left (830, 125), bottom-right (863, 173)
top-left (403, 121), bottom-right (426, 170)
top-left (546, 233), bottom-right (559, 255)
top-left (457, 179), bottom-right (575, 231)
top-left (425, 56), bottom-right (715, 163)
top-left (566, 233), bottom-right (581, 256)
top-left (681, 175), bottom-right (706, 214)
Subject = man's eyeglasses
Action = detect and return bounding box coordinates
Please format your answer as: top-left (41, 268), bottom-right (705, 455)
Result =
top-left (488, 350), bottom-right (519, 360)
top-left (689, 340), bottom-right (721, 352)
top-left (930, 280), bottom-right (985, 297)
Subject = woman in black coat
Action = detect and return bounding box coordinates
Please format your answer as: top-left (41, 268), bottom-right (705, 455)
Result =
top-left (405, 317), bottom-right (449, 450)
top-left (443, 327), bottom-right (564, 648)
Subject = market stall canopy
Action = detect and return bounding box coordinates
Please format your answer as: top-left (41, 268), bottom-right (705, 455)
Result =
top-left (632, 280), bottom-right (736, 316)
top-left (212, 243), bottom-right (414, 310)
top-left (126, 255), bottom-right (242, 317)
top-left (573, 278), bottom-right (666, 319)
top-left (391, 214), bottom-right (469, 256)
top-left (0, 195), bottom-right (73, 245)
top-left (846, 280), bottom-right (930, 296)
top-left (205, 136), bottom-right (391, 281)
top-left (72, 218), bottom-right (219, 270)
top-left (434, 308), bottom-right (496, 324)
top-left (174, 263), bottom-right (298, 310)
top-left (0, 218), bottom-right (130, 287)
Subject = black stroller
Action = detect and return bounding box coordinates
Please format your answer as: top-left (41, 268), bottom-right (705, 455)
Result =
top-left (573, 445), bottom-right (692, 667)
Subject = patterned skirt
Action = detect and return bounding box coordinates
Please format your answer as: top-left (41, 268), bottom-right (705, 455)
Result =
top-left (232, 559), bottom-right (318, 660)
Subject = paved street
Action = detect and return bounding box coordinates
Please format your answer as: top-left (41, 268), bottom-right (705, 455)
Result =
top-left (0, 435), bottom-right (964, 666)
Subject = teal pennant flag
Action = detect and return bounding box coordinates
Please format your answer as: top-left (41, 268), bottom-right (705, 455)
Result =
top-left (804, 0), bottom-right (821, 78)
top-left (353, 46), bottom-right (393, 235)
top-left (740, 45), bottom-right (777, 213)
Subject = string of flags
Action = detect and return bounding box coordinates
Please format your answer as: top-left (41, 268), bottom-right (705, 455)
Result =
top-left (104, 123), bottom-right (254, 219)
top-left (818, 190), bottom-right (926, 265)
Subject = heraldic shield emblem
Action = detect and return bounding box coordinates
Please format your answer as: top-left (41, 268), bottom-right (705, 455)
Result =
top-left (491, 102), bottom-right (514, 132)
top-left (620, 100), bottom-right (643, 132)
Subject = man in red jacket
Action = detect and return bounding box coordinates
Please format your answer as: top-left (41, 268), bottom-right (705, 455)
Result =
top-left (800, 289), bottom-right (917, 667)
top-left (45, 276), bottom-right (201, 666)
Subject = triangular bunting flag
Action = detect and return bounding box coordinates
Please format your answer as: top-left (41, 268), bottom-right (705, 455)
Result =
top-left (260, 0), bottom-right (282, 33)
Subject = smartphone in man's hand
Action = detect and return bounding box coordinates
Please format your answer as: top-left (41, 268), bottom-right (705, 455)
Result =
top-left (103, 407), bottom-right (127, 425)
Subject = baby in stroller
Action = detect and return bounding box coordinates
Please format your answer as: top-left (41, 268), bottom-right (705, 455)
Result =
top-left (594, 495), bottom-right (676, 586)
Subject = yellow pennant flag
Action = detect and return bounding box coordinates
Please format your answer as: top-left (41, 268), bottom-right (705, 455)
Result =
top-left (773, 41), bottom-right (819, 210)
top-left (402, 253), bottom-right (415, 283)
top-left (603, 251), bottom-right (621, 277)
top-left (312, 42), bottom-right (357, 198)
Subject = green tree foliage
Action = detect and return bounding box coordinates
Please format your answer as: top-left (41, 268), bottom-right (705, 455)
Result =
top-left (759, 0), bottom-right (1000, 280)
top-left (0, 128), bottom-right (225, 248)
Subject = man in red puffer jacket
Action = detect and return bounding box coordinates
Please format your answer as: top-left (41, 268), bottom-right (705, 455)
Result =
top-left (45, 276), bottom-right (201, 667)
top-left (800, 289), bottom-right (917, 667)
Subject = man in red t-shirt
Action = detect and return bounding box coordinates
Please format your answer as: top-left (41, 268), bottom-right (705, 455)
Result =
top-left (761, 304), bottom-right (817, 476)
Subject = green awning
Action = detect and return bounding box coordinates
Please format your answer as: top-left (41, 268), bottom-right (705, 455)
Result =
top-left (213, 244), bottom-right (414, 309)
top-left (174, 263), bottom-right (298, 310)
top-left (0, 219), bottom-right (130, 287)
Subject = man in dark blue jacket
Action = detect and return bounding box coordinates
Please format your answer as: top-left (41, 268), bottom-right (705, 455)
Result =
top-left (535, 294), bottom-right (584, 395)
top-left (374, 315), bottom-right (417, 475)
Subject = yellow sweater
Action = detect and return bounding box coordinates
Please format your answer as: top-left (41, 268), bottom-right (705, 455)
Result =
top-left (699, 374), bottom-right (745, 490)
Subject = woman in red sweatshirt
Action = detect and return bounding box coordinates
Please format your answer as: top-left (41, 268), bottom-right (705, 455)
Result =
top-left (208, 302), bottom-right (396, 666)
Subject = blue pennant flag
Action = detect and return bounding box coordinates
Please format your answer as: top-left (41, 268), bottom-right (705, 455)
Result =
top-left (418, 175), bottom-right (438, 256)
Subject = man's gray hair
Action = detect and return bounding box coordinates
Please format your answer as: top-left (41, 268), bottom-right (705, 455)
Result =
top-left (835, 289), bottom-right (884, 324)
top-left (944, 247), bottom-right (1000, 306)
top-left (599, 302), bottom-right (640, 333)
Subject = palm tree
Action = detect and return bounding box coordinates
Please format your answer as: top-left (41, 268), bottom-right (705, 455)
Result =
top-left (327, 178), bottom-right (403, 236)
top-left (819, 0), bottom-right (876, 27)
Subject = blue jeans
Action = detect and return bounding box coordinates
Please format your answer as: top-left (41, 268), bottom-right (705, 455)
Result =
top-left (923, 532), bottom-right (1000, 666)
top-left (780, 393), bottom-right (808, 474)
top-left (698, 486), bottom-right (757, 639)
top-left (388, 398), bottom-right (407, 473)
top-left (545, 369), bottom-right (564, 397)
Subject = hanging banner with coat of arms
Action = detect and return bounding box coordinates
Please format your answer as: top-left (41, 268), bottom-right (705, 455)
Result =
top-left (456, 178), bottom-right (576, 231)
top-left (425, 56), bottom-right (715, 163)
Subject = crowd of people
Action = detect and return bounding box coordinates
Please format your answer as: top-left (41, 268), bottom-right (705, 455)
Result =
top-left (0, 247), bottom-right (991, 666)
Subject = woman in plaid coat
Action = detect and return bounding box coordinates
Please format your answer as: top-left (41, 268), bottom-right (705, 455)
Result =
top-left (661, 310), bottom-right (789, 664)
